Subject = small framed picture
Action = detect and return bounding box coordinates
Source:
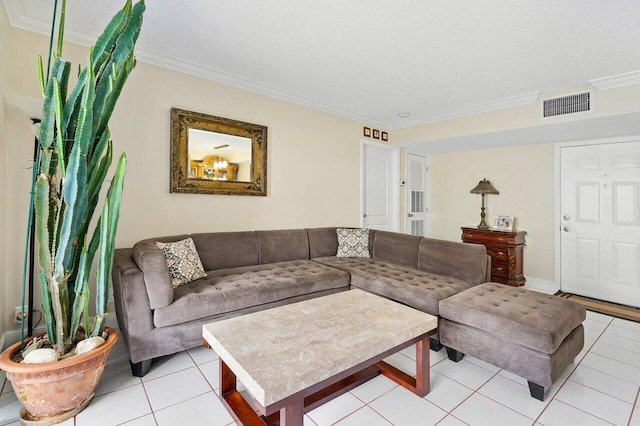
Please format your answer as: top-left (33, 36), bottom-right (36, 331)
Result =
top-left (494, 215), bottom-right (514, 231)
top-left (372, 129), bottom-right (380, 139)
top-left (381, 131), bottom-right (388, 142)
top-left (363, 127), bottom-right (371, 137)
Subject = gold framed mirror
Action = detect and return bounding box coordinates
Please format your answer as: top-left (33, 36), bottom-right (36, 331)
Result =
top-left (170, 108), bottom-right (267, 196)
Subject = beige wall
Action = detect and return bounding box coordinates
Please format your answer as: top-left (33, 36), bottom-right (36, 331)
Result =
top-left (427, 144), bottom-right (555, 281)
top-left (1, 25), bottom-right (364, 332)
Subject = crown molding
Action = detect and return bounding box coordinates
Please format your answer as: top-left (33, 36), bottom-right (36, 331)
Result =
top-left (390, 91), bottom-right (541, 130)
top-left (134, 49), bottom-right (392, 129)
top-left (589, 70), bottom-right (640, 90)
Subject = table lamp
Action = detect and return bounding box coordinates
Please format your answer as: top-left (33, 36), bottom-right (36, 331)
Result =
top-left (470, 179), bottom-right (499, 230)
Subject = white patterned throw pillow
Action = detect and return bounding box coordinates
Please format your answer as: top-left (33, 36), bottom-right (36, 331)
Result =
top-left (155, 238), bottom-right (207, 287)
top-left (336, 228), bottom-right (371, 258)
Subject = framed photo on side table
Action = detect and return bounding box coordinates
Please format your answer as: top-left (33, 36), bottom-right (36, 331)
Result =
top-left (494, 215), bottom-right (514, 231)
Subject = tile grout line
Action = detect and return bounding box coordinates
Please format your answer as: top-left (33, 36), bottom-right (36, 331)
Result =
top-left (139, 377), bottom-right (159, 425)
top-left (628, 387), bottom-right (640, 426)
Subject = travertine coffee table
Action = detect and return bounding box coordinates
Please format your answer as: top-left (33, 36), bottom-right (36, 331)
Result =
top-left (202, 289), bottom-right (437, 426)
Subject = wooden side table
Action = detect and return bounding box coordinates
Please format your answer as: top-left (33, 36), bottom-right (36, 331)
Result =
top-left (461, 227), bottom-right (526, 286)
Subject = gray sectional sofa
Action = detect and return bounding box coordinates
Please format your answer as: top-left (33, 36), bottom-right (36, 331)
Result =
top-left (112, 226), bottom-right (584, 400)
top-left (111, 227), bottom-right (489, 377)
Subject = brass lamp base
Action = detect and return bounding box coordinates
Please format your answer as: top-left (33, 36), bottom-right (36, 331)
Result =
top-left (477, 205), bottom-right (490, 229)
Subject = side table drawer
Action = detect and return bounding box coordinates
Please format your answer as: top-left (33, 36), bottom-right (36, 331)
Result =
top-left (486, 247), bottom-right (508, 262)
top-left (490, 262), bottom-right (509, 280)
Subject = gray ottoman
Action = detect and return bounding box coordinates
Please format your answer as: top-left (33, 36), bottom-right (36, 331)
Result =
top-left (439, 282), bottom-right (586, 401)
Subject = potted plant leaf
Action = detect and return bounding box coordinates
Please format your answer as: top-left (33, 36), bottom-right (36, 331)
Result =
top-left (0, 0), bottom-right (145, 423)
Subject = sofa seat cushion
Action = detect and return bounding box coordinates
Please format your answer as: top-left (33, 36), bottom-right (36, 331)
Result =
top-left (153, 260), bottom-right (350, 328)
top-left (439, 282), bottom-right (586, 354)
top-left (313, 257), bottom-right (475, 316)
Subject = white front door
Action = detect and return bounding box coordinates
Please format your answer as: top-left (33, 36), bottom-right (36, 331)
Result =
top-left (405, 153), bottom-right (428, 236)
top-left (560, 140), bottom-right (640, 306)
top-left (362, 142), bottom-right (398, 231)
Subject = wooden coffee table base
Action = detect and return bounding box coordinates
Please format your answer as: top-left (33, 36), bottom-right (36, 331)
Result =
top-left (215, 333), bottom-right (433, 426)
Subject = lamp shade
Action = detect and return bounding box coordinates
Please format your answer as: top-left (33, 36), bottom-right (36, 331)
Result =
top-left (470, 179), bottom-right (499, 195)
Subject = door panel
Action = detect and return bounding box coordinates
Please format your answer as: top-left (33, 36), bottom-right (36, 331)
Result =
top-left (363, 143), bottom-right (396, 231)
top-left (406, 153), bottom-right (428, 236)
top-left (560, 141), bottom-right (640, 306)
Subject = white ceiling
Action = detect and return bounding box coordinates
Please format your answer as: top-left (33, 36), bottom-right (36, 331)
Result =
top-left (3, 0), bottom-right (640, 131)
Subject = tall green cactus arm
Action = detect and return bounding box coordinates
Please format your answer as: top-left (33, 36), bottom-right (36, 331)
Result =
top-left (92, 153), bottom-right (126, 337)
top-left (93, 1), bottom-right (145, 138)
top-left (92, 0), bottom-right (132, 75)
top-left (38, 270), bottom-right (55, 343)
top-left (55, 0), bottom-right (67, 58)
top-left (69, 239), bottom-right (89, 341)
top-left (52, 79), bottom-right (66, 178)
top-left (37, 56), bottom-right (45, 96)
top-left (34, 175), bottom-right (52, 279)
top-left (88, 129), bottom-right (110, 171)
top-left (39, 58), bottom-right (70, 151)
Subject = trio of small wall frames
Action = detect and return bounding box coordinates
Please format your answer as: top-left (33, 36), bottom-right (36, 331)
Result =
top-left (363, 127), bottom-right (388, 142)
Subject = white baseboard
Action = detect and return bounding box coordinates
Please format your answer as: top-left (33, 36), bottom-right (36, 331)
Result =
top-left (524, 276), bottom-right (559, 295)
top-left (1, 312), bottom-right (120, 352)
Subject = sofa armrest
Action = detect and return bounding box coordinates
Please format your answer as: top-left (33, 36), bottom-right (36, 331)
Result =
top-left (112, 249), bottom-right (156, 362)
top-left (132, 237), bottom-right (185, 309)
top-left (418, 238), bottom-right (489, 285)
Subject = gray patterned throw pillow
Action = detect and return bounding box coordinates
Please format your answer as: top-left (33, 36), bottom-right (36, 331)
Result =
top-left (155, 237), bottom-right (207, 287)
top-left (336, 228), bottom-right (371, 258)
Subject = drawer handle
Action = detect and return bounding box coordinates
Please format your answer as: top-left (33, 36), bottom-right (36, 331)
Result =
top-left (493, 267), bottom-right (504, 272)
top-left (497, 251), bottom-right (504, 256)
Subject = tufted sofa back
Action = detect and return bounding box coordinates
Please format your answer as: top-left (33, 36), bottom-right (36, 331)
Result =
top-left (191, 231), bottom-right (259, 271)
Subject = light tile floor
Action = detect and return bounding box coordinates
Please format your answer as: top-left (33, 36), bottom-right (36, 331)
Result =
top-left (2, 310), bottom-right (640, 425)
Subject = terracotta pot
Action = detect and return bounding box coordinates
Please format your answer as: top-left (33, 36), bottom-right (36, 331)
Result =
top-left (0, 327), bottom-right (117, 423)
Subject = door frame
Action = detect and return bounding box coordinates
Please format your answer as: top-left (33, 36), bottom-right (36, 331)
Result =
top-left (404, 151), bottom-right (429, 236)
top-left (554, 134), bottom-right (640, 291)
top-left (360, 139), bottom-right (400, 231)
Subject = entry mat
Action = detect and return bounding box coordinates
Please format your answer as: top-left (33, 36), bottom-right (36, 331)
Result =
top-left (556, 291), bottom-right (640, 323)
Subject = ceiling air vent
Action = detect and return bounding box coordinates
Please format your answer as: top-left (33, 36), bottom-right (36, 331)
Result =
top-left (542, 91), bottom-right (591, 118)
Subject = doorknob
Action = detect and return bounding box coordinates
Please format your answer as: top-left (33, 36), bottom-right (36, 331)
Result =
top-left (563, 215), bottom-right (570, 220)
top-left (563, 226), bottom-right (570, 232)
top-left (363, 214), bottom-right (367, 218)
top-left (407, 213), bottom-right (414, 217)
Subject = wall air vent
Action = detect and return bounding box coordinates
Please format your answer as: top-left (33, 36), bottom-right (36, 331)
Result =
top-left (542, 91), bottom-right (591, 118)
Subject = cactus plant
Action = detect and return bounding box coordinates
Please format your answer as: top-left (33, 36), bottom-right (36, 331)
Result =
top-left (27, 0), bottom-right (145, 357)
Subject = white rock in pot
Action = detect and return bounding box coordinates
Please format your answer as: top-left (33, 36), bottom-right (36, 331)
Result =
top-left (22, 348), bottom-right (59, 364)
top-left (75, 336), bottom-right (105, 355)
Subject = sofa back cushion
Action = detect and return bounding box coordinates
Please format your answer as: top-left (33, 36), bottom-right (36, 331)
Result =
top-left (371, 230), bottom-right (421, 269)
top-left (257, 229), bottom-right (310, 264)
top-left (306, 227), bottom-right (339, 258)
top-left (191, 231), bottom-right (259, 271)
top-left (132, 234), bottom-right (189, 309)
top-left (418, 238), bottom-right (488, 284)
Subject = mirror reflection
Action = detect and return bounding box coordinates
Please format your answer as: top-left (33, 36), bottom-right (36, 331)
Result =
top-left (170, 108), bottom-right (267, 196)
top-left (188, 129), bottom-right (252, 182)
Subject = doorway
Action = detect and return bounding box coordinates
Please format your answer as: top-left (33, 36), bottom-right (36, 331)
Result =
top-left (405, 153), bottom-right (428, 236)
top-left (558, 138), bottom-right (640, 306)
top-left (361, 140), bottom-right (399, 231)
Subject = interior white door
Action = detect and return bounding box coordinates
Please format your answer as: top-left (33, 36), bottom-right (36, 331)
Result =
top-left (405, 153), bottom-right (428, 236)
top-left (560, 141), bottom-right (640, 306)
top-left (363, 143), bottom-right (395, 231)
